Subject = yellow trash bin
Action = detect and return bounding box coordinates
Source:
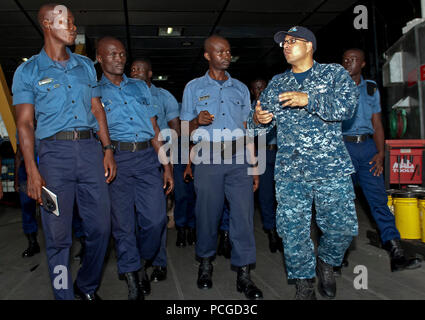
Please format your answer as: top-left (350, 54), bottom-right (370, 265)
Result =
top-left (393, 191), bottom-right (421, 240)
top-left (417, 194), bottom-right (425, 243)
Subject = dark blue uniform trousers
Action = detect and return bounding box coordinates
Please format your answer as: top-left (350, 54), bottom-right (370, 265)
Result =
top-left (194, 162), bottom-right (256, 267)
top-left (220, 149), bottom-right (276, 232)
top-left (345, 138), bottom-right (400, 243)
top-left (110, 147), bottom-right (166, 274)
top-left (173, 162), bottom-right (196, 228)
top-left (257, 149), bottom-right (277, 231)
top-left (38, 138), bottom-right (111, 300)
top-left (18, 163), bottom-right (37, 234)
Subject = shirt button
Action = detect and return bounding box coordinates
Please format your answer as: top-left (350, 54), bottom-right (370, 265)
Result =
top-left (221, 101), bottom-right (224, 103)
top-left (124, 102), bottom-right (127, 104)
top-left (74, 116), bottom-right (77, 119)
top-left (72, 100), bottom-right (75, 103)
top-left (222, 113), bottom-right (225, 115)
top-left (130, 117), bottom-right (133, 120)
top-left (68, 85), bottom-right (71, 88)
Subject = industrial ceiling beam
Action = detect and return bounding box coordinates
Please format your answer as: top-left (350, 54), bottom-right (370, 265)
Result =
top-left (14, 0), bottom-right (43, 39)
top-left (123, 0), bottom-right (133, 62)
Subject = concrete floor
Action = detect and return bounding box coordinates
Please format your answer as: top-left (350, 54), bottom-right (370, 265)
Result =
top-left (1, 195), bottom-right (425, 300)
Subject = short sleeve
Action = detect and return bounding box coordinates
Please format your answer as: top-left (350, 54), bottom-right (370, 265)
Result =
top-left (180, 83), bottom-right (198, 121)
top-left (161, 89), bottom-right (180, 122)
top-left (372, 88), bottom-right (381, 114)
top-left (12, 65), bottom-right (35, 105)
top-left (86, 62), bottom-right (100, 98)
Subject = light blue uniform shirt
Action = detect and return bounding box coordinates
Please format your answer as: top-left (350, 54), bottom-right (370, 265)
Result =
top-left (96, 74), bottom-right (157, 142)
top-left (149, 84), bottom-right (180, 131)
top-left (12, 47), bottom-right (99, 140)
top-left (342, 77), bottom-right (380, 136)
top-left (180, 71), bottom-right (251, 142)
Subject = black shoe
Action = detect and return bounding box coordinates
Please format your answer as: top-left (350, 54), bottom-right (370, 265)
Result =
top-left (74, 282), bottom-right (102, 300)
top-left (22, 233), bottom-right (40, 258)
top-left (197, 258), bottom-right (213, 290)
top-left (138, 262), bottom-right (151, 295)
top-left (74, 237), bottom-right (86, 263)
top-left (294, 279), bottom-right (317, 300)
top-left (176, 226), bottom-right (186, 247)
top-left (124, 272), bottom-right (143, 300)
top-left (186, 227), bottom-right (196, 245)
top-left (236, 265), bottom-right (263, 300)
top-left (151, 266), bottom-right (167, 282)
top-left (217, 230), bottom-right (231, 259)
top-left (266, 228), bottom-right (282, 253)
top-left (384, 239), bottom-right (422, 272)
top-left (316, 258), bottom-right (336, 299)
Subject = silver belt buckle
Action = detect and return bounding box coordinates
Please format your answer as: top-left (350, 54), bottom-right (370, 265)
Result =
top-left (73, 129), bottom-right (79, 141)
top-left (132, 142), bottom-right (137, 152)
top-left (356, 135), bottom-right (362, 143)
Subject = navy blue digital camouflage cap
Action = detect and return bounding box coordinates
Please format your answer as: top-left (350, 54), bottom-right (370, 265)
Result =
top-left (274, 26), bottom-right (317, 52)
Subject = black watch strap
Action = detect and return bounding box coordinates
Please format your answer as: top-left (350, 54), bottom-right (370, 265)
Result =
top-left (103, 144), bottom-right (116, 152)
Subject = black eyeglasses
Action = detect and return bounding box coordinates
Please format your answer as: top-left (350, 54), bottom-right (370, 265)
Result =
top-left (279, 38), bottom-right (308, 47)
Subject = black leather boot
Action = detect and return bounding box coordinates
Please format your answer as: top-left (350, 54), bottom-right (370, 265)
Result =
top-left (316, 258), bottom-right (336, 299)
top-left (138, 261), bottom-right (151, 295)
top-left (217, 230), bottom-right (231, 259)
top-left (294, 279), bottom-right (316, 300)
top-left (176, 226), bottom-right (186, 247)
top-left (74, 237), bottom-right (86, 263)
top-left (74, 282), bottom-right (102, 300)
top-left (22, 232), bottom-right (40, 258)
top-left (124, 272), bottom-right (143, 300)
top-left (186, 227), bottom-right (196, 245)
top-left (197, 258), bottom-right (213, 289)
top-left (384, 239), bottom-right (422, 272)
top-left (151, 266), bottom-right (167, 282)
top-left (236, 265), bottom-right (263, 300)
top-left (266, 228), bottom-right (282, 253)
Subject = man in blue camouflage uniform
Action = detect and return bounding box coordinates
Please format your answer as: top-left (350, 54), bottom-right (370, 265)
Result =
top-left (96, 37), bottom-right (173, 300)
top-left (130, 57), bottom-right (181, 292)
top-left (248, 26), bottom-right (359, 300)
top-left (341, 48), bottom-right (421, 273)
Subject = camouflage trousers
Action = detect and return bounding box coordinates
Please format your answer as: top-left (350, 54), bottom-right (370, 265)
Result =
top-left (275, 175), bottom-right (358, 279)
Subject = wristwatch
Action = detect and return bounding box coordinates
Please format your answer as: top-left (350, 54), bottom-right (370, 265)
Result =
top-left (103, 144), bottom-right (116, 152)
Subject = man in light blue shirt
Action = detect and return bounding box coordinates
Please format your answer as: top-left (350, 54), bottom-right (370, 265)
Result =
top-left (96, 37), bottom-right (173, 300)
top-left (181, 35), bottom-right (262, 300)
top-left (130, 58), bottom-right (181, 288)
top-left (12, 4), bottom-right (115, 300)
top-left (342, 48), bottom-right (421, 273)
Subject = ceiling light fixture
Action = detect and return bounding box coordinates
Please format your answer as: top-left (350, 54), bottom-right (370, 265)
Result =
top-left (22, 58), bottom-right (28, 62)
top-left (154, 75), bottom-right (168, 81)
top-left (158, 27), bottom-right (182, 37)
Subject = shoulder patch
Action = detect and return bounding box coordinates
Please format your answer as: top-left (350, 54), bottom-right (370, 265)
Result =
top-left (366, 81), bottom-right (377, 96)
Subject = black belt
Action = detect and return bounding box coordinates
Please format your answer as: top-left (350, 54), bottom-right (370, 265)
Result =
top-left (212, 138), bottom-right (245, 159)
top-left (343, 134), bottom-right (373, 143)
top-left (44, 130), bottom-right (93, 141)
top-left (111, 140), bottom-right (151, 152)
top-left (266, 144), bottom-right (277, 151)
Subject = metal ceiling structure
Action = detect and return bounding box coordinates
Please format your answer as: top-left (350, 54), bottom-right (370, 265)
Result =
top-left (0, 0), bottom-right (358, 99)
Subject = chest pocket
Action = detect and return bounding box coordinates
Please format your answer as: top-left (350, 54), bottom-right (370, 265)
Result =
top-left (195, 97), bottom-right (217, 116)
top-left (228, 97), bottom-right (245, 123)
top-left (101, 98), bottom-right (121, 122)
top-left (35, 78), bottom-right (63, 94)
